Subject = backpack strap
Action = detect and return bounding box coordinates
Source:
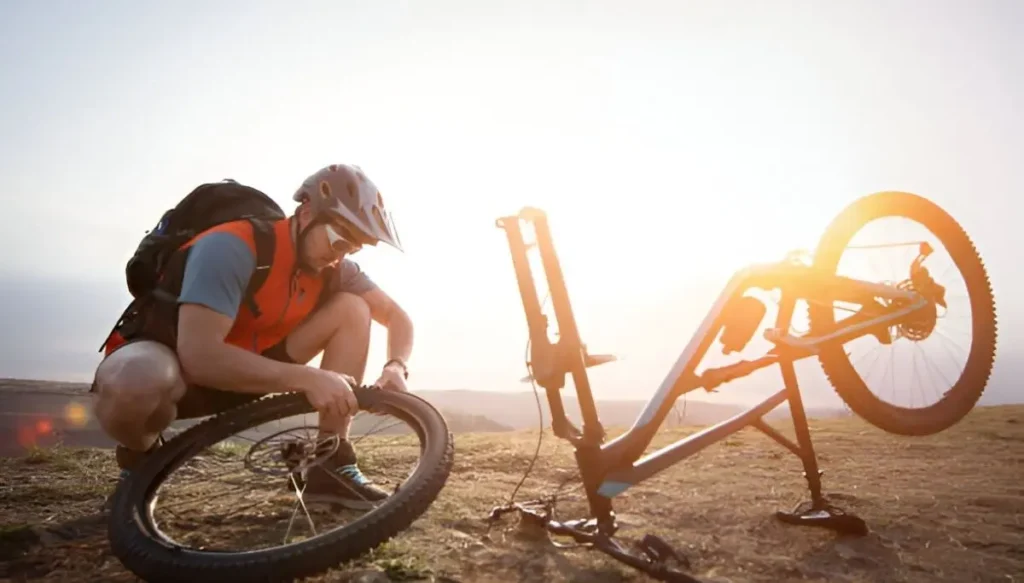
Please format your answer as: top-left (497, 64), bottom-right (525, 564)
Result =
top-left (244, 219), bottom-right (277, 319)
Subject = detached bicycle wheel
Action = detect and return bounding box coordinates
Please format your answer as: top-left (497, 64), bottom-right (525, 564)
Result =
top-left (107, 388), bottom-right (454, 583)
top-left (807, 191), bottom-right (997, 436)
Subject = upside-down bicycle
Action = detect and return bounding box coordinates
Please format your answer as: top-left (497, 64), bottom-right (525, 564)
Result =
top-left (105, 190), bottom-right (996, 583)
top-left (485, 190), bottom-right (997, 582)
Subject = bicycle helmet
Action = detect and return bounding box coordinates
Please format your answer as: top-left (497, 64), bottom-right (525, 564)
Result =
top-left (292, 164), bottom-right (403, 251)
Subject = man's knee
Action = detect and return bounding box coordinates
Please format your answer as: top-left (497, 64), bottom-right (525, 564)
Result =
top-left (284, 292), bottom-right (373, 365)
top-left (93, 341), bottom-right (187, 417)
top-left (323, 292), bottom-right (372, 330)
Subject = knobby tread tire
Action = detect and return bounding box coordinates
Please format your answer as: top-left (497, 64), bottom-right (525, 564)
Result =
top-left (106, 389), bottom-right (455, 583)
top-left (807, 191), bottom-right (998, 436)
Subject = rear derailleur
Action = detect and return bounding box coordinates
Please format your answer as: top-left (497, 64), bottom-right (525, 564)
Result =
top-left (487, 498), bottom-right (703, 583)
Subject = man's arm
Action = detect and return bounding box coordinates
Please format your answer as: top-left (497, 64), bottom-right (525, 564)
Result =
top-left (362, 287), bottom-right (414, 372)
top-left (336, 260), bottom-right (414, 376)
top-left (177, 304), bottom-right (307, 394)
top-left (174, 232), bottom-right (308, 394)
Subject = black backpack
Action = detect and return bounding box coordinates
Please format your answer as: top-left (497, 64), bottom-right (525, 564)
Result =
top-left (101, 179), bottom-right (286, 351)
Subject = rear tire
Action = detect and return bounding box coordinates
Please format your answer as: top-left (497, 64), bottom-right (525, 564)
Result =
top-left (807, 191), bottom-right (997, 436)
top-left (107, 388), bottom-right (454, 583)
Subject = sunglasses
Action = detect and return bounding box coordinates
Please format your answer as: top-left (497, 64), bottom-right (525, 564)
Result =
top-left (324, 223), bottom-right (363, 255)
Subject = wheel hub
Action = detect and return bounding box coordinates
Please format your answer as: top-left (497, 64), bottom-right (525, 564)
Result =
top-left (243, 428), bottom-right (340, 477)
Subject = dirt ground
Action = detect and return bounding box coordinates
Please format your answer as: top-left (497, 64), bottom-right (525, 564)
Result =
top-left (1, 405), bottom-right (1022, 583)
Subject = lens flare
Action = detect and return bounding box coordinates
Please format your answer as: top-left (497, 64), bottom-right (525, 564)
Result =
top-left (35, 418), bottom-right (53, 435)
top-left (64, 402), bottom-right (89, 428)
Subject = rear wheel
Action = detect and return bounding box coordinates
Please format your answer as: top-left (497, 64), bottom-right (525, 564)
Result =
top-left (807, 191), bottom-right (997, 436)
top-left (107, 387), bottom-right (454, 583)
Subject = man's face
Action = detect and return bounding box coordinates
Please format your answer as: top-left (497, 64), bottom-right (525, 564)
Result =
top-left (297, 207), bottom-right (365, 272)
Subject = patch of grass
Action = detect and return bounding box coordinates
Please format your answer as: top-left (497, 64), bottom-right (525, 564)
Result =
top-left (375, 556), bottom-right (434, 581)
top-left (22, 447), bottom-right (53, 465)
top-left (2, 405), bottom-right (1023, 582)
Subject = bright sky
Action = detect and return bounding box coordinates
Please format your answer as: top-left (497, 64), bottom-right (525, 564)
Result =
top-left (1, 0), bottom-right (1021, 410)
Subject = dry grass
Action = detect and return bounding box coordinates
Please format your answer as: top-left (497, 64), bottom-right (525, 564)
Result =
top-left (1, 405), bottom-right (1022, 583)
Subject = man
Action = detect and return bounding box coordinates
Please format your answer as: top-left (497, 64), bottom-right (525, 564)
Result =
top-left (91, 163), bottom-right (413, 509)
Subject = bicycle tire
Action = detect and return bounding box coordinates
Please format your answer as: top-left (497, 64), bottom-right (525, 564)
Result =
top-left (807, 191), bottom-right (997, 436)
top-left (107, 388), bottom-right (454, 583)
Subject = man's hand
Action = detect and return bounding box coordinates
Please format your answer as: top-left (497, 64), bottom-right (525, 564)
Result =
top-left (373, 361), bottom-right (408, 392)
top-left (298, 367), bottom-right (360, 417)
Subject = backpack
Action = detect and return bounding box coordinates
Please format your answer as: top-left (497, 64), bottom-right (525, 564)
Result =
top-left (100, 179), bottom-right (286, 351)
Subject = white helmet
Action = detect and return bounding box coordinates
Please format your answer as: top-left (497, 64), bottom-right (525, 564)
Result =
top-left (292, 164), bottom-right (402, 251)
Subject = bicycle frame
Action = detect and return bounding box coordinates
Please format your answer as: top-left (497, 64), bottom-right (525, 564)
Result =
top-left (494, 206), bottom-right (929, 534)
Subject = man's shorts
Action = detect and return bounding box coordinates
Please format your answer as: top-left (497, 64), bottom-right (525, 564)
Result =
top-left (91, 339), bottom-right (298, 420)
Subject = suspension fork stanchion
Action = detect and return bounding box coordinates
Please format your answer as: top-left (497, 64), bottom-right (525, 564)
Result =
top-left (496, 217), bottom-right (550, 355)
top-left (523, 208), bottom-right (606, 444)
top-left (496, 215), bottom-right (582, 441)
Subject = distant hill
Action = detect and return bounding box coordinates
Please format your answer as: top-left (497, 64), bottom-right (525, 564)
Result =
top-left (437, 409), bottom-right (513, 433)
top-left (413, 389), bottom-right (851, 432)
